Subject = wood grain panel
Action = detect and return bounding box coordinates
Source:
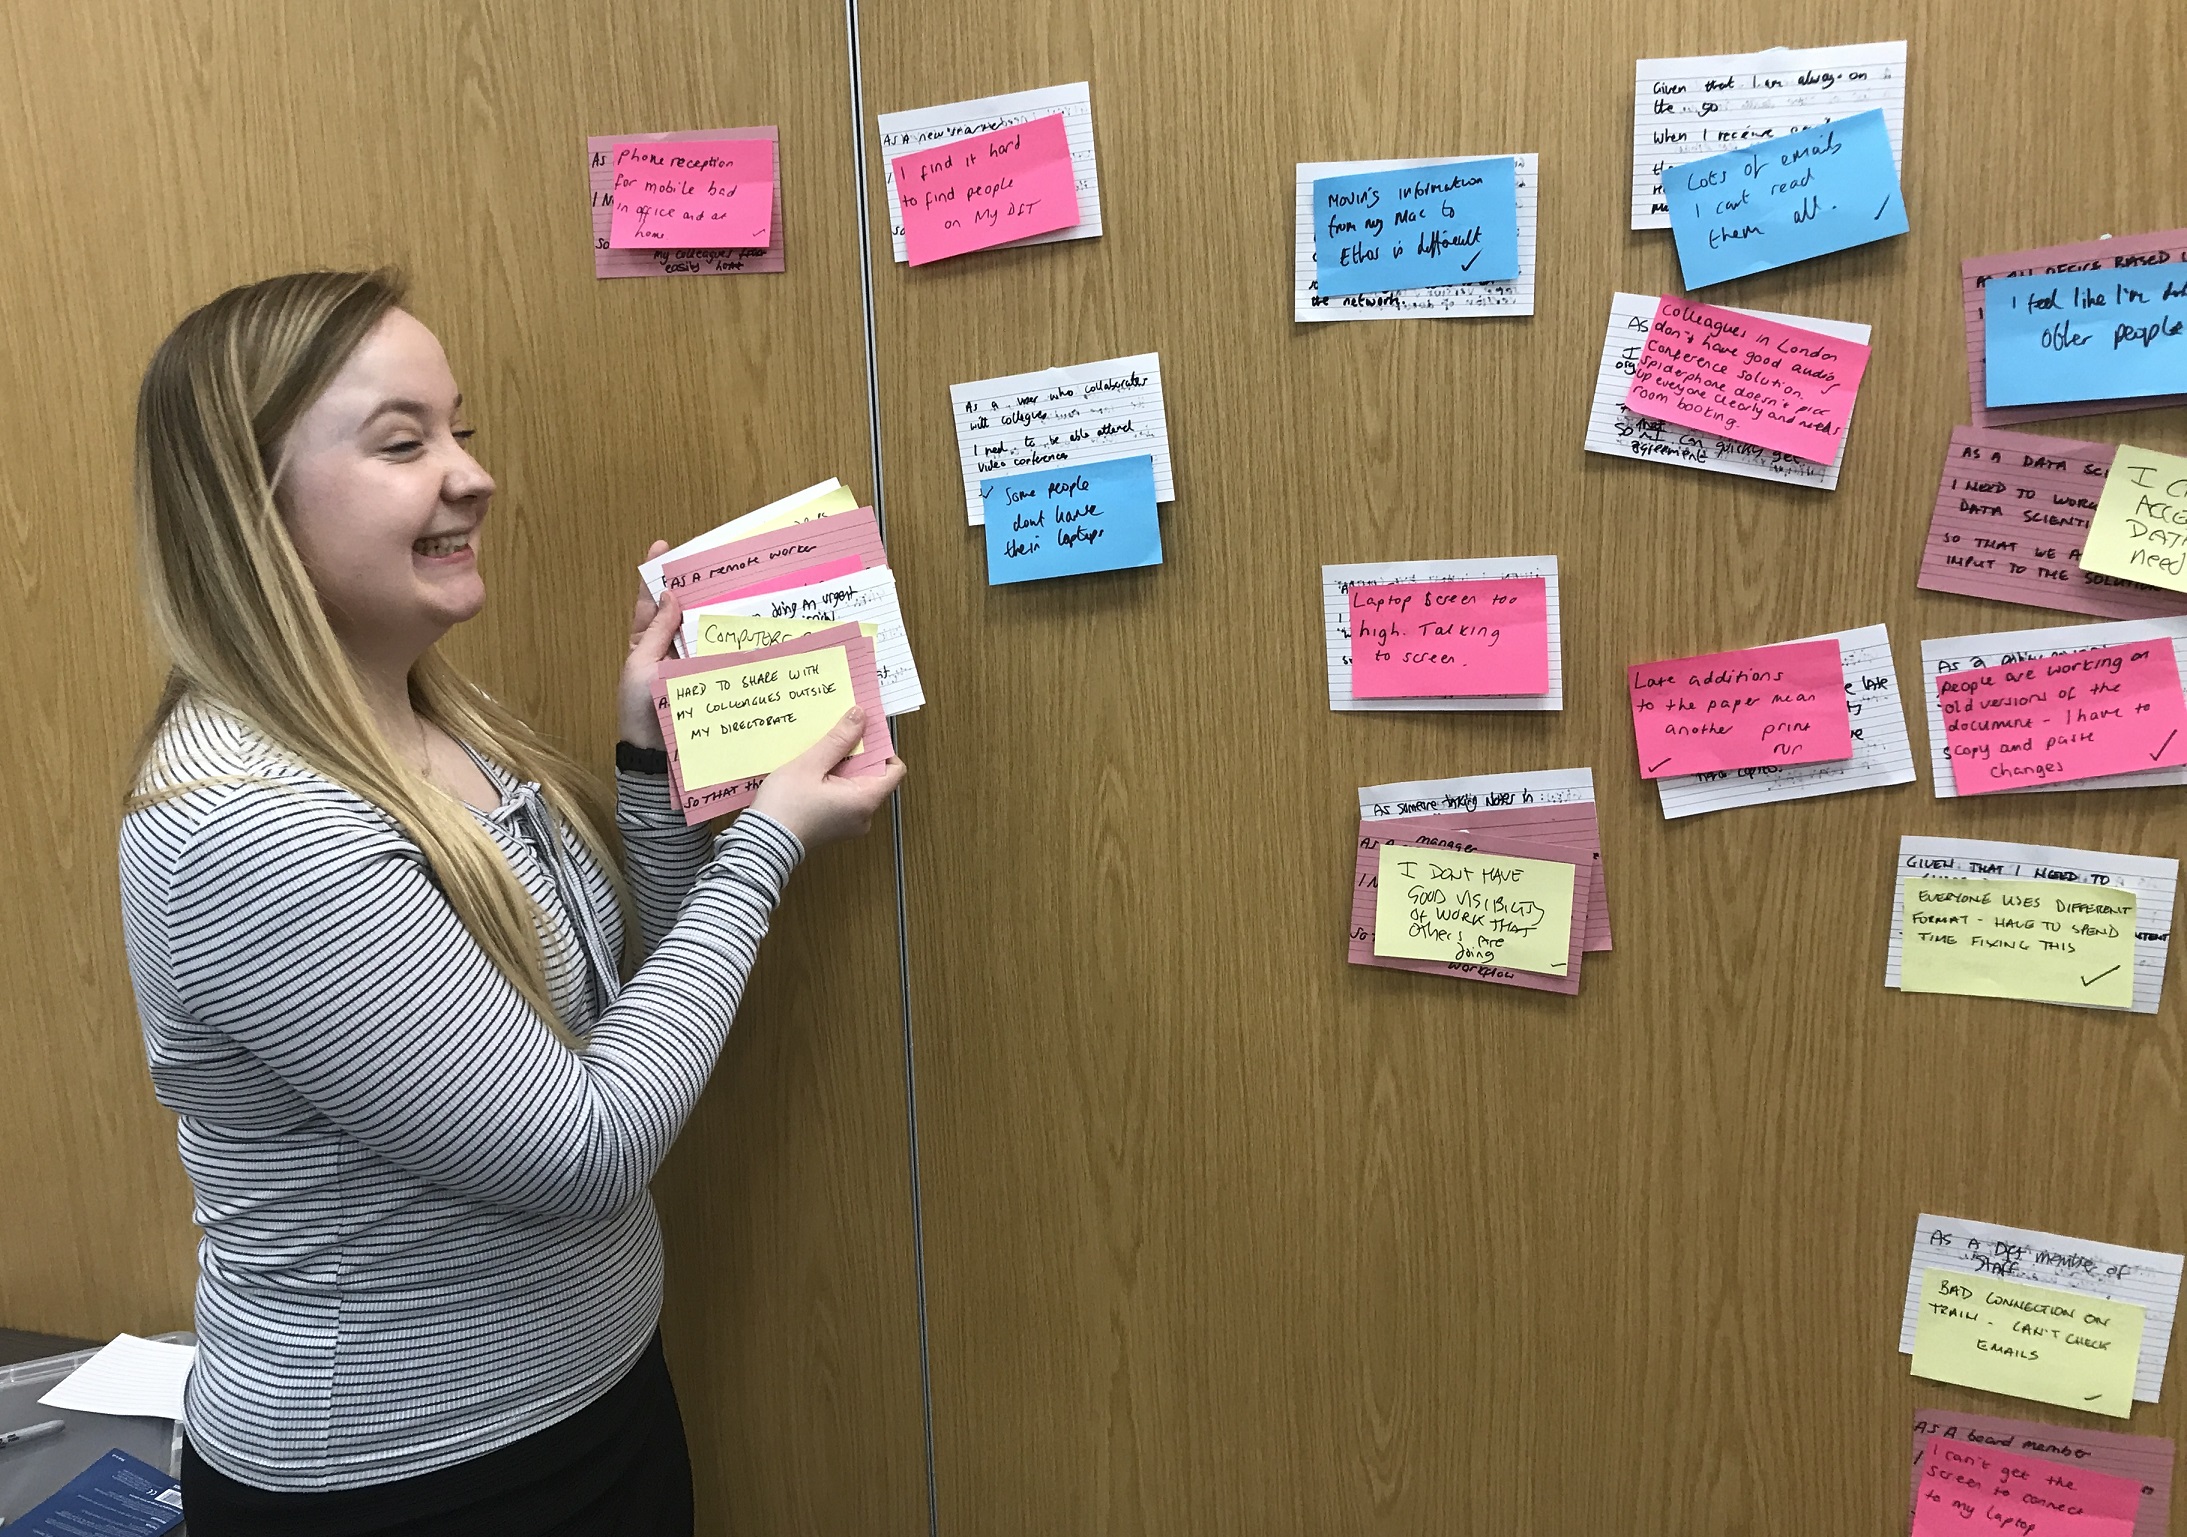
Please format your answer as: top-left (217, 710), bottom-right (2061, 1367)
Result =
top-left (0, 3), bottom-right (926, 1531)
top-left (862, 2), bottom-right (2186, 1531)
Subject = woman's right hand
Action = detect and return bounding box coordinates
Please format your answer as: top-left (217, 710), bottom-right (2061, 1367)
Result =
top-left (748, 708), bottom-right (908, 850)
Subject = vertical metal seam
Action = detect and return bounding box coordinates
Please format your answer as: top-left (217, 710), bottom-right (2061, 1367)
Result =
top-left (841, 1), bottom-right (941, 1533)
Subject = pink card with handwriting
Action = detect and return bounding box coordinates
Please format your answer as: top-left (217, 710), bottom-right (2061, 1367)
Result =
top-left (1913, 1435), bottom-right (2138, 1537)
top-left (658, 508), bottom-right (885, 606)
top-left (893, 113), bottom-right (1080, 266)
top-left (1940, 639), bottom-right (2187, 794)
top-left (609, 138), bottom-right (773, 250)
top-left (1624, 294), bottom-right (1871, 464)
top-left (722, 555), bottom-right (868, 601)
top-left (1628, 638), bottom-right (1853, 779)
top-left (1910, 1412), bottom-right (2171, 1537)
top-left (1348, 822), bottom-right (1591, 995)
top-left (1348, 578), bottom-right (1550, 698)
top-left (586, 127), bottom-right (784, 278)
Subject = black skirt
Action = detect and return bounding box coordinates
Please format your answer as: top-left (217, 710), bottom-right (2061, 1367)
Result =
top-left (178, 1330), bottom-right (692, 1537)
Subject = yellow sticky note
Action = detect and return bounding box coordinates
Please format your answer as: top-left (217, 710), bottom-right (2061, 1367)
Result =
top-left (734, 484), bottom-right (859, 540)
top-left (689, 612), bottom-right (868, 655)
top-left (2082, 443), bottom-right (2187, 592)
top-left (666, 645), bottom-right (858, 789)
top-left (1372, 843), bottom-right (1575, 975)
top-left (1900, 877), bottom-right (2136, 1009)
top-left (1911, 1267), bottom-right (2143, 1418)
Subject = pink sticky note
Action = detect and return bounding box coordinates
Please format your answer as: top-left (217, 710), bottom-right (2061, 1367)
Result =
top-left (1368, 809), bottom-right (1611, 952)
top-left (658, 508), bottom-right (887, 607)
top-left (1918, 427), bottom-right (2187, 621)
top-left (1939, 639), bottom-right (2187, 794)
top-left (1962, 228), bottom-right (2187, 427)
top-left (1910, 1412), bottom-right (2171, 1537)
top-left (587, 128), bottom-right (785, 277)
top-left (721, 554), bottom-right (866, 600)
top-left (1624, 294), bottom-right (1871, 464)
top-left (1628, 638), bottom-right (1853, 779)
top-left (893, 113), bottom-right (1081, 267)
top-left (609, 138), bottom-right (774, 250)
top-left (1348, 578), bottom-right (1550, 698)
top-left (1913, 1434), bottom-right (2139, 1537)
top-left (1348, 823), bottom-right (1592, 994)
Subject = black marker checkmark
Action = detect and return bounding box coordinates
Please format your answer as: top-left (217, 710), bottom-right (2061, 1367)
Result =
top-left (1460, 250), bottom-right (1482, 273)
top-left (1647, 757), bottom-right (1673, 774)
top-left (2082, 964), bottom-right (2122, 989)
top-left (2152, 729), bottom-right (2178, 762)
top-left (1875, 196), bottom-right (1891, 220)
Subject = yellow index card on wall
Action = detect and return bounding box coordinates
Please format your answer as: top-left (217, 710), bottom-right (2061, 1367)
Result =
top-left (1371, 842), bottom-right (1576, 975)
top-left (689, 612), bottom-right (874, 655)
top-left (666, 645), bottom-right (858, 789)
top-left (1910, 1266), bottom-right (2144, 1418)
top-left (1900, 877), bottom-right (2137, 1009)
top-left (2081, 443), bottom-right (2187, 594)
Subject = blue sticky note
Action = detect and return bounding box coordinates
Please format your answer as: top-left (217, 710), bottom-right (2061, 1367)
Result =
top-left (981, 454), bottom-right (1162, 585)
top-left (1984, 262), bottom-right (2187, 407)
top-left (1311, 157), bottom-right (1519, 298)
top-left (1665, 109), bottom-right (1908, 288)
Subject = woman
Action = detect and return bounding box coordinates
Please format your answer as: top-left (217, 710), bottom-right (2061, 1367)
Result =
top-left (117, 268), bottom-right (905, 1534)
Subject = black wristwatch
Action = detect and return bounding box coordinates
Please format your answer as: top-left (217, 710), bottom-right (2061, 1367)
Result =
top-left (616, 741), bottom-right (671, 775)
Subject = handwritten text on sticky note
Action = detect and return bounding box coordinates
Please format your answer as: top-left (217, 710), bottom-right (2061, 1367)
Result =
top-left (1348, 578), bottom-right (1550, 698)
top-left (892, 113), bottom-right (1080, 267)
top-left (611, 140), bottom-right (774, 250)
top-left (981, 454), bottom-right (1161, 585)
top-left (1625, 295), bottom-right (1871, 464)
top-left (1938, 640), bottom-right (2187, 794)
top-left (1667, 108), bottom-right (1908, 289)
top-left (1985, 263), bottom-right (2187, 410)
top-left (1912, 1435), bottom-right (2141, 1537)
top-left (1311, 157), bottom-right (1520, 298)
top-left (2083, 445), bottom-right (2187, 594)
top-left (667, 646), bottom-right (858, 789)
top-left (1900, 877), bottom-right (2138, 1009)
top-left (1913, 1267), bottom-right (2144, 1418)
top-left (1628, 638), bottom-right (1853, 778)
top-left (1372, 843), bottom-right (1576, 976)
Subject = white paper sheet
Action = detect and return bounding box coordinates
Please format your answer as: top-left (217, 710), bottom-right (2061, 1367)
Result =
top-left (949, 353), bottom-right (1171, 525)
top-left (681, 565), bottom-right (924, 716)
top-left (1919, 616), bottom-right (2187, 798)
top-left (1584, 293), bottom-right (1867, 490)
top-left (1322, 559), bottom-right (1560, 712)
top-left (877, 82), bottom-right (1101, 264)
top-left (1630, 40), bottom-right (1907, 229)
top-left (38, 1334), bottom-right (195, 1422)
top-left (1291, 154), bottom-right (1537, 321)
top-left (640, 479), bottom-right (844, 600)
top-left (1885, 835), bottom-right (2178, 1015)
top-left (1654, 623), bottom-right (1915, 817)
top-left (1900, 1213), bottom-right (2185, 1402)
top-left (1359, 767), bottom-right (1596, 820)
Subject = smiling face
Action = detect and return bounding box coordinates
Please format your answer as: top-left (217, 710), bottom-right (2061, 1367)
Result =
top-left (276, 308), bottom-right (494, 671)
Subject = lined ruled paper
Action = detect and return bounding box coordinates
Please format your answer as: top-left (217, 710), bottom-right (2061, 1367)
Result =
top-left (587, 127), bottom-right (785, 278)
top-left (657, 507), bottom-right (884, 604)
top-left (1630, 41), bottom-right (1906, 229)
top-left (1292, 154), bottom-right (1537, 321)
top-left (1919, 616), bottom-right (2187, 797)
top-left (1656, 624), bottom-right (1914, 817)
top-left (1884, 836), bottom-right (2177, 1015)
top-left (1322, 558), bottom-right (1561, 711)
top-left (1900, 1214), bottom-right (2185, 1399)
top-left (682, 565), bottom-right (923, 716)
top-left (1584, 293), bottom-right (1867, 490)
top-left (950, 353), bottom-right (1170, 525)
top-left (1358, 767), bottom-right (1596, 819)
top-left (878, 83), bottom-right (1100, 263)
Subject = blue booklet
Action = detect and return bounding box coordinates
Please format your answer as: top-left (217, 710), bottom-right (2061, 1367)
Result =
top-left (10, 1449), bottom-right (183, 1535)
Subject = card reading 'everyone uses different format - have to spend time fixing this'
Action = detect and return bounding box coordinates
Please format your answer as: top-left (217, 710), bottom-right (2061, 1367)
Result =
top-left (1628, 637), bottom-right (1853, 779)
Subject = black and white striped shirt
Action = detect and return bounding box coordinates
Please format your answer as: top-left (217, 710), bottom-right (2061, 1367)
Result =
top-left (117, 697), bottom-right (800, 1491)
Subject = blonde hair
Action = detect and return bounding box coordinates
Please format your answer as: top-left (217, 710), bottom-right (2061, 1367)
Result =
top-left (128, 269), bottom-right (625, 1046)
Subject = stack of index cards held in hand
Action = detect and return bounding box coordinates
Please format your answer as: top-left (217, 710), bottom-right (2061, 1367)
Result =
top-left (1349, 770), bottom-right (1611, 994)
top-left (640, 479), bottom-right (922, 825)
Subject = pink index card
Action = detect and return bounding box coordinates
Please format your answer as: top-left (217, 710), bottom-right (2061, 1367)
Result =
top-left (1912, 1434), bottom-right (2139, 1537)
top-left (1627, 638), bottom-right (1853, 779)
top-left (1369, 809), bottom-right (1611, 952)
top-left (893, 112), bottom-right (1080, 267)
top-left (651, 625), bottom-right (893, 825)
top-left (610, 138), bottom-right (773, 250)
top-left (1624, 294), bottom-right (1871, 465)
top-left (658, 507), bottom-right (886, 607)
top-left (1910, 1411), bottom-right (2171, 1537)
top-left (720, 554), bottom-right (867, 601)
top-left (1348, 822), bottom-right (1590, 994)
top-left (1919, 426), bottom-right (2187, 621)
top-left (586, 127), bottom-right (784, 278)
top-left (1962, 228), bottom-right (2187, 427)
top-left (1348, 578), bottom-right (1550, 698)
top-left (1939, 639), bottom-right (2187, 795)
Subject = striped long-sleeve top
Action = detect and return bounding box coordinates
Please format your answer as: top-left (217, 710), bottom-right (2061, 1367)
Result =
top-left (116, 695), bottom-right (801, 1492)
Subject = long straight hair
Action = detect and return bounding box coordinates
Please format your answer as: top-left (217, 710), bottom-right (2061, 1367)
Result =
top-left (128, 269), bottom-right (626, 1046)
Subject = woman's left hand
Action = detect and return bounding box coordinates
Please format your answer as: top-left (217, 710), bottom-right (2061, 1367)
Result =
top-left (618, 540), bottom-right (681, 749)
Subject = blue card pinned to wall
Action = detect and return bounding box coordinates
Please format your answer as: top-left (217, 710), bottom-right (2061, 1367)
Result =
top-left (1984, 262), bottom-right (2187, 407)
top-left (981, 454), bottom-right (1162, 585)
top-left (1311, 157), bottom-right (1519, 298)
top-left (1665, 108), bottom-right (1908, 289)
